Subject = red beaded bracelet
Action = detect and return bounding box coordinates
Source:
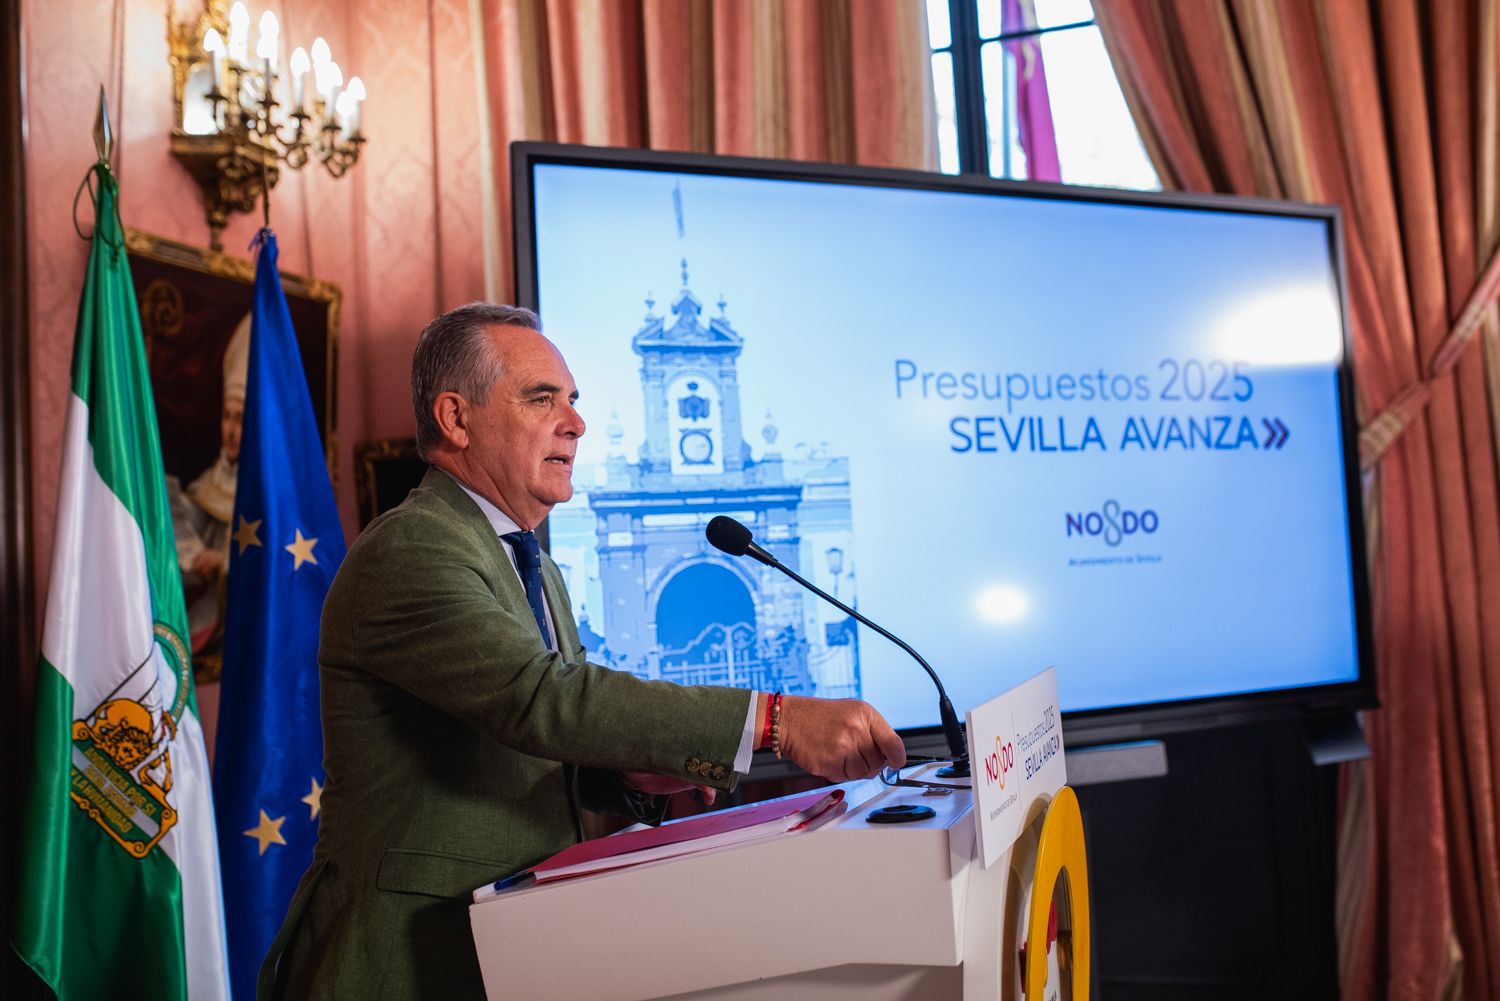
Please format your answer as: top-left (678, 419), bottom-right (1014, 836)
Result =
top-left (770, 691), bottom-right (784, 759)
top-left (762, 691), bottom-right (782, 752)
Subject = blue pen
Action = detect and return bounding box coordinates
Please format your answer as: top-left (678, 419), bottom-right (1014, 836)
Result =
top-left (472, 870), bottom-right (535, 903)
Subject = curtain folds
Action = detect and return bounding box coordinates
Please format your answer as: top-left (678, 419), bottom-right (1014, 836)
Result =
top-left (1094, 2), bottom-right (1500, 998)
top-left (469, 0), bottom-right (936, 304)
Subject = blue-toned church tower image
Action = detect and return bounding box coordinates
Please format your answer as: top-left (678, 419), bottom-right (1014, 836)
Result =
top-left (562, 261), bottom-right (862, 699)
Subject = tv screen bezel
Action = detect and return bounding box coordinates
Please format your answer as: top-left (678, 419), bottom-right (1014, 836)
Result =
top-left (510, 140), bottom-right (1377, 749)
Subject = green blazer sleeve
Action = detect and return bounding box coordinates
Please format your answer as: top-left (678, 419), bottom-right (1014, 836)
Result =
top-left (321, 468), bottom-right (750, 788)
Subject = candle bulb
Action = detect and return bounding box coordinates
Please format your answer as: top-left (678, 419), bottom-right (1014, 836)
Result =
top-left (335, 90), bottom-right (355, 138)
top-left (203, 27), bottom-right (225, 94)
top-left (258, 11), bottom-right (280, 66)
top-left (324, 61), bottom-right (342, 122)
top-left (257, 10), bottom-right (280, 105)
top-left (256, 34), bottom-right (276, 104)
top-left (310, 36), bottom-right (331, 112)
top-left (345, 76), bottom-right (365, 134)
top-left (290, 46), bottom-right (309, 112)
top-left (228, 2), bottom-right (250, 65)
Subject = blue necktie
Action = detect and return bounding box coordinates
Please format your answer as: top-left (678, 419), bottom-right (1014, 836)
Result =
top-left (501, 530), bottom-right (552, 648)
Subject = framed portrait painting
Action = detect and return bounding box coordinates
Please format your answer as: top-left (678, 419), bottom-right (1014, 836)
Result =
top-left (126, 227), bottom-right (340, 680)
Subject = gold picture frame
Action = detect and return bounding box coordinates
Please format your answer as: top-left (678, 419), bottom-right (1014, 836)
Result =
top-left (353, 436), bottom-right (425, 530)
top-left (126, 226), bottom-right (340, 681)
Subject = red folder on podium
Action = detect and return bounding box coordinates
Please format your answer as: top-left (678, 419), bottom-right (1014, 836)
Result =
top-left (476, 788), bottom-right (846, 898)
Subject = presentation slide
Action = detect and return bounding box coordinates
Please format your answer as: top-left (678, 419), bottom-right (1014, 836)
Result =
top-left (529, 162), bottom-right (1361, 731)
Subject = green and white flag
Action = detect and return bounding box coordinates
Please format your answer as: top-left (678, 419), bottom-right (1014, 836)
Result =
top-left (12, 163), bottom-right (231, 999)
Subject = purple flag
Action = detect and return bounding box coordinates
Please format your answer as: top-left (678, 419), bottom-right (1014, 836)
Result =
top-left (1003, 0), bottom-right (1062, 182)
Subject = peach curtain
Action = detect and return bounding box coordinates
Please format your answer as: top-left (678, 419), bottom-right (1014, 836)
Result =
top-left (1094, 2), bottom-right (1500, 998)
top-left (469, 0), bottom-right (936, 303)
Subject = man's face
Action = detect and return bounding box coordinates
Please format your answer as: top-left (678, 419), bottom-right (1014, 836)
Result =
top-left (221, 398), bottom-right (244, 462)
top-left (465, 326), bottom-right (585, 528)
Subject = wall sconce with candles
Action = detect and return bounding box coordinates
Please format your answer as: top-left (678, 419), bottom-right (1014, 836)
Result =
top-left (167, 0), bottom-right (366, 250)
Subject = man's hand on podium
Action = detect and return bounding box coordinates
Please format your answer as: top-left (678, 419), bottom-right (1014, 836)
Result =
top-left (779, 697), bottom-right (907, 782)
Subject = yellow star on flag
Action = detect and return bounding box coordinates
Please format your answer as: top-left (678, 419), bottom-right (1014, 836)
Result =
top-left (234, 515), bottom-right (263, 555)
top-left (302, 777), bottom-right (324, 820)
top-left (285, 528), bottom-right (319, 570)
top-left (244, 809), bottom-right (287, 856)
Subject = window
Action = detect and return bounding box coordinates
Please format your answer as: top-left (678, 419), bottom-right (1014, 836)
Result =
top-left (927, 0), bottom-right (1159, 190)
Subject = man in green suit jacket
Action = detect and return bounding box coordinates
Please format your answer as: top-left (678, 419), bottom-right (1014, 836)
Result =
top-left (260, 304), bottom-right (905, 999)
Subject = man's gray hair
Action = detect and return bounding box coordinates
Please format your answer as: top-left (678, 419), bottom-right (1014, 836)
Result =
top-left (411, 303), bottom-right (540, 458)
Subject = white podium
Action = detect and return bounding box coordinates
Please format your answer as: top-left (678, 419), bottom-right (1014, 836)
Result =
top-left (470, 764), bottom-right (1042, 1000)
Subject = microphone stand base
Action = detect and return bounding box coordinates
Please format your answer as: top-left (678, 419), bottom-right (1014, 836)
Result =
top-left (935, 757), bottom-right (970, 778)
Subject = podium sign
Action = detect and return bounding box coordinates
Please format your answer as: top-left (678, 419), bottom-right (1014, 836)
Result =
top-left (965, 666), bottom-right (1067, 869)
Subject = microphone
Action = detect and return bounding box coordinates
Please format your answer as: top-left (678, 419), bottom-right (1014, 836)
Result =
top-left (705, 515), bottom-right (969, 776)
top-left (704, 516), bottom-right (777, 567)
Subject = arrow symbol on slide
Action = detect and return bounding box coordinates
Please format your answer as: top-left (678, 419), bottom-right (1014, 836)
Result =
top-left (1262, 417), bottom-right (1289, 449)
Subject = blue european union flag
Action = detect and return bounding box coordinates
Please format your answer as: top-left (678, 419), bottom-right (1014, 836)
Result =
top-left (214, 228), bottom-right (345, 1000)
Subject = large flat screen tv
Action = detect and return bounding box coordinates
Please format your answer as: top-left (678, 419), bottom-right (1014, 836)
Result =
top-left (512, 142), bottom-right (1374, 746)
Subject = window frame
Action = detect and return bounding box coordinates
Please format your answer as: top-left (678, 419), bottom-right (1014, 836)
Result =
top-left (936, 0), bottom-right (1097, 178)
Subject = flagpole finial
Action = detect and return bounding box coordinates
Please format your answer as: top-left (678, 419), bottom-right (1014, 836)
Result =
top-left (93, 86), bottom-right (113, 166)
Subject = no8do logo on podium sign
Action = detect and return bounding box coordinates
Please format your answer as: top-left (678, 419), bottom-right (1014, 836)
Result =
top-left (965, 666), bottom-right (1067, 869)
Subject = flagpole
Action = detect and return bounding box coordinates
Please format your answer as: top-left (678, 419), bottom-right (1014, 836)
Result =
top-left (261, 150), bottom-right (272, 230)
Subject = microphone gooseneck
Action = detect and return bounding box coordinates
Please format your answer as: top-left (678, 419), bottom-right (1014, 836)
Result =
top-left (704, 515), bottom-right (969, 774)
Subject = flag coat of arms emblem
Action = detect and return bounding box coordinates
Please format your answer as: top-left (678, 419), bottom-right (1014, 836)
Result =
top-left (12, 163), bottom-right (231, 1000)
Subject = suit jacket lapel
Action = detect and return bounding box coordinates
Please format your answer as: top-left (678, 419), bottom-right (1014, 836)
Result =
top-left (541, 560), bottom-right (580, 658)
top-left (422, 468), bottom-right (553, 641)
